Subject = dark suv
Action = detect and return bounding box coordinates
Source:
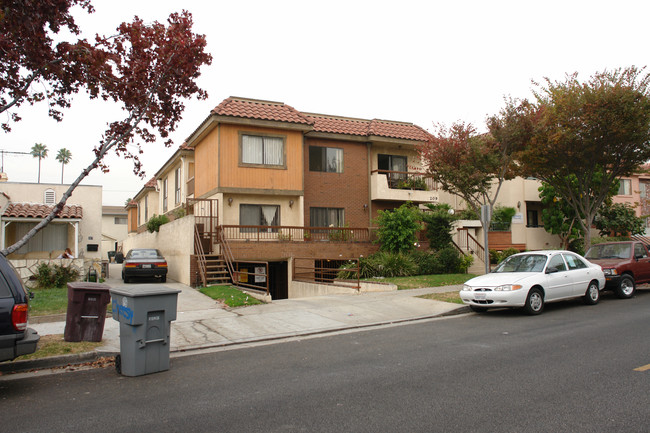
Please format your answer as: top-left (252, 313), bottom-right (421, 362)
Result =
top-left (584, 241), bottom-right (650, 299)
top-left (0, 253), bottom-right (39, 362)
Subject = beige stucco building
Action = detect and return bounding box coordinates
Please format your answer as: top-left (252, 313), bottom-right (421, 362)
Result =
top-left (0, 181), bottom-right (103, 260)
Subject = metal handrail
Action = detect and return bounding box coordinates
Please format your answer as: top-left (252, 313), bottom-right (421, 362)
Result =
top-left (221, 225), bottom-right (373, 243)
top-left (194, 224), bottom-right (207, 287)
top-left (370, 169), bottom-right (437, 191)
top-left (457, 228), bottom-right (485, 262)
top-left (217, 226), bottom-right (236, 282)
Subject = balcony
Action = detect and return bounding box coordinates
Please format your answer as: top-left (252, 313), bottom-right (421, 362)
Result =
top-left (370, 170), bottom-right (439, 203)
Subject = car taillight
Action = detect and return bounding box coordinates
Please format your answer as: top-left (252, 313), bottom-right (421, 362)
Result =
top-left (12, 303), bottom-right (28, 331)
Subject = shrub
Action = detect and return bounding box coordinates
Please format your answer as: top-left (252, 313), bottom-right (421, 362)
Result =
top-left (33, 262), bottom-right (54, 289)
top-left (52, 264), bottom-right (79, 287)
top-left (456, 208), bottom-right (479, 220)
top-left (458, 253), bottom-right (474, 274)
top-left (374, 203), bottom-right (421, 254)
top-left (435, 247), bottom-right (462, 274)
top-left (421, 203), bottom-right (455, 250)
top-left (411, 250), bottom-right (439, 275)
top-left (491, 205), bottom-right (516, 231)
top-left (146, 214), bottom-right (170, 233)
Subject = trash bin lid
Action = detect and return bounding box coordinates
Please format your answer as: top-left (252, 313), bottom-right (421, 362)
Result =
top-left (109, 285), bottom-right (181, 298)
top-left (67, 282), bottom-right (111, 291)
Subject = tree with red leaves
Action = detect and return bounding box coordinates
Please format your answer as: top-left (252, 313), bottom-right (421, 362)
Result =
top-left (417, 99), bottom-right (532, 268)
top-left (0, 1), bottom-right (212, 255)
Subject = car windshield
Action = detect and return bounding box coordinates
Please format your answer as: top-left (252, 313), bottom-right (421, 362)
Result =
top-left (585, 243), bottom-right (631, 260)
top-left (493, 254), bottom-right (547, 273)
top-left (128, 249), bottom-right (161, 259)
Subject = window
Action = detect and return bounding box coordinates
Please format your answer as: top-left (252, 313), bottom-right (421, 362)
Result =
top-left (241, 134), bottom-right (285, 167)
top-left (44, 189), bottom-right (55, 204)
top-left (174, 167), bottom-right (181, 205)
top-left (547, 255), bottom-right (567, 272)
top-left (618, 179), bottom-right (631, 195)
top-left (144, 195), bottom-right (149, 222)
top-left (310, 207), bottom-right (345, 228)
top-left (563, 253), bottom-right (587, 270)
top-left (309, 146), bottom-right (343, 173)
top-left (239, 204), bottom-right (280, 233)
top-left (378, 154), bottom-right (407, 187)
top-left (634, 243), bottom-right (648, 258)
top-left (114, 217), bottom-right (127, 225)
top-left (162, 179), bottom-right (168, 212)
top-left (527, 210), bottom-right (539, 228)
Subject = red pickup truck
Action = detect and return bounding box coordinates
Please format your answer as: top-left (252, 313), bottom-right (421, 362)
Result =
top-left (584, 241), bottom-right (650, 299)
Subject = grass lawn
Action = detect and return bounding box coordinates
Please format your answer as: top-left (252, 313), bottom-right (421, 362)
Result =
top-left (199, 285), bottom-right (264, 308)
top-left (418, 291), bottom-right (464, 304)
top-left (29, 287), bottom-right (68, 316)
top-left (367, 273), bottom-right (476, 290)
top-left (10, 334), bottom-right (103, 362)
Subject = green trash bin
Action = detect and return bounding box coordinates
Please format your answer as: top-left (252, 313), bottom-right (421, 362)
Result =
top-left (110, 285), bottom-right (181, 377)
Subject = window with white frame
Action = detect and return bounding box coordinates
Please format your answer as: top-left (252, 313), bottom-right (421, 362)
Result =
top-left (239, 204), bottom-right (280, 233)
top-left (174, 167), bottom-right (181, 205)
top-left (114, 217), bottom-right (128, 225)
top-left (144, 195), bottom-right (148, 222)
top-left (618, 179), bottom-right (632, 196)
top-left (309, 146), bottom-right (343, 173)
top-left (241, 134), bottom-right (285, 167)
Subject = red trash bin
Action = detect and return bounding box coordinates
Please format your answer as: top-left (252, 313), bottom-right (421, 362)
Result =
top-left (64, 282), bottom-right (111, 342)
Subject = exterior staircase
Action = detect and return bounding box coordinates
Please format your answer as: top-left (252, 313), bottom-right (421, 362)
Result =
top-left (204, 254), bottom-right (231, 285)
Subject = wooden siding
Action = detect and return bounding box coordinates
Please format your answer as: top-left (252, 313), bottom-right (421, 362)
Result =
top-left (194, 124), bottom-right (304, 197)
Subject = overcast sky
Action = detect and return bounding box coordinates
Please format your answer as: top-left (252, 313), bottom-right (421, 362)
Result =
top-left (3, 0), bottom-right (649, 205)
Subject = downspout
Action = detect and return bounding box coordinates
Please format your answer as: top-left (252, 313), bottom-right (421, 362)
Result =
top-left (367, 142), bottom-right (372, 227)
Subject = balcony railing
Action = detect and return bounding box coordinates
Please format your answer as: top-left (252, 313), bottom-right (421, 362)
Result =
top-left (221, 225), bottom-right (375, 243)
top-left (371, 170), bottom-right (438, 191)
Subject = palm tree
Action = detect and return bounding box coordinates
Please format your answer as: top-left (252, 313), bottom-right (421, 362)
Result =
top-left (30, 143), bottom-right (48, 183)
top-left (55, 148), bottom-right (72, 184)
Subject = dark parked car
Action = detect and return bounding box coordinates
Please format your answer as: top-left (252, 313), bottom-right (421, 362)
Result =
top-left (584, 240), bottom-right (650, 298)
top-left (0, 253), bottom-right (39, 362)
top-left (122, 248), bottom-right (168, 283)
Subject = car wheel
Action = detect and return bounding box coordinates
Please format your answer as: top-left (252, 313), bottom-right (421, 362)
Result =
top-left (161, 275), bottom-right (166, 283)
top-left (122, 272), bottom-right (129, 284)
top-left (523, 287), bottom-right (544, 315)
top-left (470, 305), bottom-right (488, 313)
top-left (616, 275), bottom-right (636, 299)
top-left (582, 281), bottom-right (600, 305)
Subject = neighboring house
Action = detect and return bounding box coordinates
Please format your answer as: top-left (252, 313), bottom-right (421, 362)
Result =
top-left (154, 143), bottom-right (194, 218)
top-left (130, 177), bottom-right (159, 232)
top-left (611, 166), bottom-right (650, 234)
top-left (101, 205), bottom-right (128, 258)
top-left (0, 181), bottom-right (102, 259)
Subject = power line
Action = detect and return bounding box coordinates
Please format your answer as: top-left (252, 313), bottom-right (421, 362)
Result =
top-left (0, 149), bottom-right (31, 172)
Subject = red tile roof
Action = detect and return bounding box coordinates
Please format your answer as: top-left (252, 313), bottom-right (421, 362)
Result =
top-left (209, 97), bottom-right (433, 142)
top-left (144, 177), bottom-right (157, 188)
top-left (213, 97), bottom-right (313, 125)
top-left (3, 203), bottom-right (83, 219)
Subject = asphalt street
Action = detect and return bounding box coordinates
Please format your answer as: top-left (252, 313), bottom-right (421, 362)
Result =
top-left (1, 290), bottom-right (649, 433)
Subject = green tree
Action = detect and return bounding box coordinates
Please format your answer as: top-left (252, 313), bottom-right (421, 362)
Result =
top-left (373, 203), bottom-right (421, 254)
top-left (518, 67), bottom-right (650, 249)
top-left (539, 181), bottom-right (583, 249)
top-left (55, 147), bottom-right (72, 184)
top-left (30, 143), bottom-right (48, 183)
top-left (595, 202), bottom-right (645, 237)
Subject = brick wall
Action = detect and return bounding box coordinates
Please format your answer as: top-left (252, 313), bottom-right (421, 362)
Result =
top-left (303, 138), bottom-right (371, 228)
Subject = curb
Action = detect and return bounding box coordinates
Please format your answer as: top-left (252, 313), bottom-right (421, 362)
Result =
top-left (3, 305), bottom-right (471, 374)
top-left (0, 351), bottom-right (118, 374)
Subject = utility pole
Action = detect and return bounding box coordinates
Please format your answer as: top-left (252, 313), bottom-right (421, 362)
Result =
top-left (0, 149), bottom-right (31, 172)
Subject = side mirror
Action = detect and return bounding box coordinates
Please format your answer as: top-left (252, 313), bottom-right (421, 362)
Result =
top-left (546, 266), bottom-right (558, 274)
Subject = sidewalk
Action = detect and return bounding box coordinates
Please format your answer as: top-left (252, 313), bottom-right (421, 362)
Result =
top-left (19, 264), bottom-right (468, 370)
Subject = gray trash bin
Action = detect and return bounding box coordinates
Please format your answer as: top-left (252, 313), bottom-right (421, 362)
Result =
top-left (110, 285), bottom-right (181, 377)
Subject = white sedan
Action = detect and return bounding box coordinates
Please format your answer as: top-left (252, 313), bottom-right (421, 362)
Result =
top-left (460, 250), bottom-right (606, 315)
